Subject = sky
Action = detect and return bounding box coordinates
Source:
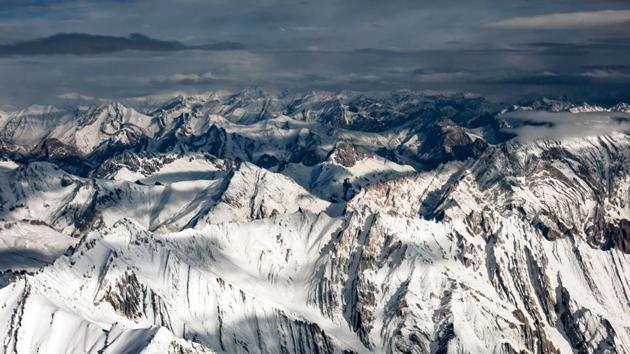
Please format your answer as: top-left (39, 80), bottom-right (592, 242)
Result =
top-left (1, 0), bottom-right (630, 107)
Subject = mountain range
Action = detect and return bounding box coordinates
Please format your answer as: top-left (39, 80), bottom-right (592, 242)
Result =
top-left (0, 89), bottom-right (629, 353)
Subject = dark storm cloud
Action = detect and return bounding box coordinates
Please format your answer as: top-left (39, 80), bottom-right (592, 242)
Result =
top-left (1, 0), bottom-right (630, 106)
top-left (0, 33), bottom-right (245, 56)
top-left (0, 33), bottom-right (186, 56)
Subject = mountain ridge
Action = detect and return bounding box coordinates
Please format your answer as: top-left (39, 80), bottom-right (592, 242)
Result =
top-left (0, 90), bottom-right (629, 353)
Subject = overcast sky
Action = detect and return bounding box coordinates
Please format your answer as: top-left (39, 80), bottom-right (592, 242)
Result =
top-left (1, 0), bottom-right (630, 107)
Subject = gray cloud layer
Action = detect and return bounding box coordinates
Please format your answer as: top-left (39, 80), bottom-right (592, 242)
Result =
top-left (1, 0), bottom-right (630, 106)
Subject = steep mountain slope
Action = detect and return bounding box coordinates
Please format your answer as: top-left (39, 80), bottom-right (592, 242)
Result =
top-left (0, 91), bottom-right (630, 353)
top-left (0, 216), bottom-right (355, 354)
top-left (0, 156), bottom-right (329, 236)
top-left (0, 220), bottom-right (75, 274)
top-left (330, 132), bottom-right (630, 353)
top-left (0, 91), bottom-right (507, 174)
top-left (0, 106), bottom-right (74, 148)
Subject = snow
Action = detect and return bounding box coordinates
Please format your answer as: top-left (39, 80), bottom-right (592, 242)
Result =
top-left (0, 159), bottom-right (19, 172)
top-left (0, 92), bottom-right (629, 353)
top-left (0, 221), bottom-right (76, 272)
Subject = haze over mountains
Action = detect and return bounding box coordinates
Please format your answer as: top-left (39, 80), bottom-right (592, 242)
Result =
top-left (0, 90), bottom-right (629, 353)
top-left (3, 1), bottom-right (630, 106)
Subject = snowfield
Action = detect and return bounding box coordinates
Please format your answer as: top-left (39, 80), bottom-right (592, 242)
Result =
top-left (0, 91), bottom-right (629, 353)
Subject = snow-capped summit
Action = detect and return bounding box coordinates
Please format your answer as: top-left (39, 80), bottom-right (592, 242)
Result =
top-left (612, 102), bottom-right (630, 113)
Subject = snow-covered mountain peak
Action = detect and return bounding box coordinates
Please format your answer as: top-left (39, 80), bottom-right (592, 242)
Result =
top-left (612, 102), bottom-right (630, 113)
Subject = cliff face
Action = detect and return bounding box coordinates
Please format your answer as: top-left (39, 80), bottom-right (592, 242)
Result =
top-left (329, 133), bottom-right (630, 353)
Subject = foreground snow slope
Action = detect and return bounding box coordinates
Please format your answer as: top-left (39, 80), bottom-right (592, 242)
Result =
top-left (0, 221), bottom-right (75, 273)
top-left (0, 216), bottom-right (355, 353)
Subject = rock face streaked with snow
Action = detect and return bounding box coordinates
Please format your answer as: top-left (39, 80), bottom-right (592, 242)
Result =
top-left (0, 90), bottom-right (629, 354)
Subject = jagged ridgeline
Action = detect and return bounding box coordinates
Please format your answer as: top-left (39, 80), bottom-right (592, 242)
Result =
top-left (0, 90), bottom-right (629, 353)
